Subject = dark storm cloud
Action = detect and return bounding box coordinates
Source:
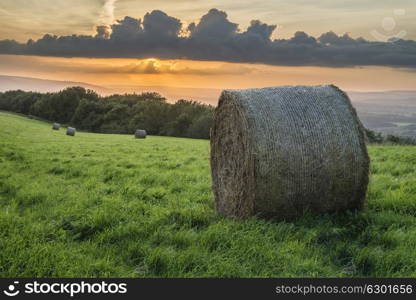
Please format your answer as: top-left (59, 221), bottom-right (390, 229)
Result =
top-left (143, 10), bottom-right (182, 38)
top-left (1, 8), bottom-right (415, 68)
top-left (110, 16), bottom-right (142, 41)
top-left (188, 8), bottom-right (238, 40)
top-left (245, 20), bottom-right (276, 41)
top-left (95, 25), bottom-right (111, 39)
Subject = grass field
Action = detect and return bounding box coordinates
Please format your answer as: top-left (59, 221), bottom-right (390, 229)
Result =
top-left (1, 111), bottom-right (416, 277)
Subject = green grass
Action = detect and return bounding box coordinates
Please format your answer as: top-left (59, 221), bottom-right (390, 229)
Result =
top-left (1, 111), bottom-right (416, 277)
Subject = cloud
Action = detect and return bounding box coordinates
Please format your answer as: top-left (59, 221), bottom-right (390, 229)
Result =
top-left (110, 16), bottom-right (142, 41)
top-left (143, 10), bottom-right (182, 38)
top-left (0, 54), bottom-right (253, 76)
top-left (96, 25), bottom-right (111, 39)
top-left (93, 60), bottom-right (253, 75)
top-left (245, 20), bottom-right (277, 41)
top-left (100, 60), bottom-right (254, 75)
top-left (188, 8), bottom-right (238, 40)
top-left (98, 0), bottom-right (117, 25)
top-left (0, 8), bottom-right (415, 68)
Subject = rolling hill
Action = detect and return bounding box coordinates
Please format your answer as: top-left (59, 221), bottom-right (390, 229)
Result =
top-left (0, 75), bottom-right (111, 95)
top-left (0, 111), bottom-right (415, 277)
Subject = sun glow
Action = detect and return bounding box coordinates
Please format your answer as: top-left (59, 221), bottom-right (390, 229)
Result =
top-left (1, 54), bottom-right (415, 104)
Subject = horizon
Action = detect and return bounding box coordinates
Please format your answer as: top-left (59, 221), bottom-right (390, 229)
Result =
top-left (2, 73), bottom-right (416, 106)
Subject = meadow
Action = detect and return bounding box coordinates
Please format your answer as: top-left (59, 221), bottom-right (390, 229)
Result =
top-left (0, 111), bottom-right (415, 277)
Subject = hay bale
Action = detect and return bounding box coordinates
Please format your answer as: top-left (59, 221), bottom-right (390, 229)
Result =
top-left (66, 127), bottom-right (76, 136)
top-left (52, 123), bottom-right (61, 130)
top-left (135, 129), bottom-right (147, 139)
top-left (210, 85), bottom-right (370, 220)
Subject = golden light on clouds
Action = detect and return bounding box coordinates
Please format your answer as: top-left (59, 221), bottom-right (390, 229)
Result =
top-left (1, 54), bottom-right (415, 103)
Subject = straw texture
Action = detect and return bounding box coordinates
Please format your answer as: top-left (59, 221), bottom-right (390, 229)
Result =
top-left (66, 127), bottom-right (76, 136)
top-left (210, 85), bottom-right (370, 220)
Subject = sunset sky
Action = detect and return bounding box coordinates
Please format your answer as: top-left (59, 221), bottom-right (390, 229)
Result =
top-left (0, 0), bottom-right (415, 103)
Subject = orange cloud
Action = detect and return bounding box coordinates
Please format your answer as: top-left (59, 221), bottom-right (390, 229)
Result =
top-left (1, 55), bottom-right (415, 94)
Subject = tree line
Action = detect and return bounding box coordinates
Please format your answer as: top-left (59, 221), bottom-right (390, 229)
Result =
top-left (0, 87), bottom-right (214, 139)
top-left (1, 87), bottom-right (415, 144)
top-left (364, 128), bottom-right (416, 145)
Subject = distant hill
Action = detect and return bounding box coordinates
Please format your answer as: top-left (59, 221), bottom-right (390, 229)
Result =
top-left (0, 75), bottom-right (221, 104)
top-left (0, 75), bottom-right (111, 95)
top-left (349, 90), bottom-right (416, 138)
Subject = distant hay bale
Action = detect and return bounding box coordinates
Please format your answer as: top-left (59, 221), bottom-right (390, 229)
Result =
top-left (66, 127), bottom-right (76, 136)
top-left (210, 85), bottom-right (370, 220)
top-left (135, 129), bottom-right (147, 139)
top-left (52, 123), bottom-right (61, 130)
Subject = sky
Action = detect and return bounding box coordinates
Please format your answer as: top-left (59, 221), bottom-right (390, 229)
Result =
top-left (0, 0), bottom-right (415, 102)
top-left (1, 0), bottom-right (415, 41)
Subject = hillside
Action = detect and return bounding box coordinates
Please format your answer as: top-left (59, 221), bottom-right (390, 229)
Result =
top-left (351, 90), bottom-right (416, 138)
top-left (0, 111), bottom-right (415, 277)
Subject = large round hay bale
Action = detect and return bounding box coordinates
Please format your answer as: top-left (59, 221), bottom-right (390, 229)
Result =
top-left (210, 85), bottom-right (370, 220)
top-left (52, 123), bottom-right (61, 130)
top-left (135, 129), bottom-right (147, 139)
top-left (66, 127), bottom-right (76, 136)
